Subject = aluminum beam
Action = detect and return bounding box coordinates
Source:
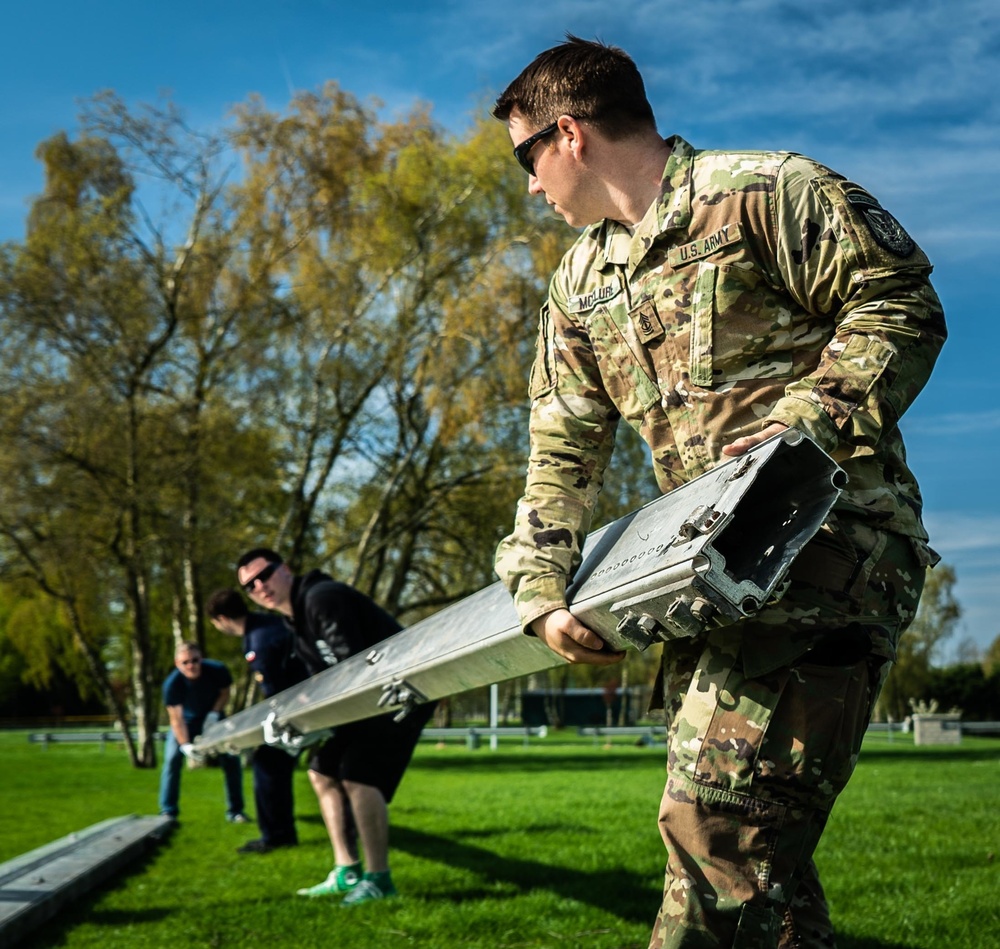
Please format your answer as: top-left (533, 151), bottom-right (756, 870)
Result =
top-left (197, 430), bottom-right (844, 756)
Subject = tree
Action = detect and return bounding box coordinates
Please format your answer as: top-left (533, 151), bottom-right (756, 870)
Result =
top-left (926, 663), bottom-right (1000, 720)
top-left (984, 633), bottom-right (1000, 677)
top-left (0, 104), bottom-right (278, 765)
top-left (228, 87), bottom-right (567, 618)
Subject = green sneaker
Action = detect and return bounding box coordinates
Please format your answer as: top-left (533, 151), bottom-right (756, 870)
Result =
top-left (341, 874), bottom-right (397, 907)
top-left (295, 863), bottom-right (362, 897)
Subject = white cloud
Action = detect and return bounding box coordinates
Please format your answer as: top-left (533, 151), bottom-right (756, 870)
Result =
top-left (923, 511), bottom-right (1000, 556)
top-left (907, 409), bottom-right (1000, 438)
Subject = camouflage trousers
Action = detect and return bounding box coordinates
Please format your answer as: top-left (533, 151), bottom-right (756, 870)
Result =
top-left (648, 519), bottom-right (925, 949)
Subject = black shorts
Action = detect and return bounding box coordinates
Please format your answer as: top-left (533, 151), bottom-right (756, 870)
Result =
top-left (307, 702), bottom-right (437, 803)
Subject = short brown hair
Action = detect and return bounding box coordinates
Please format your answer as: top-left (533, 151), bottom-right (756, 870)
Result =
top-left (206, 588), bottom-right (248, 620)
top-left (492, 35), bottom-right (656, 140)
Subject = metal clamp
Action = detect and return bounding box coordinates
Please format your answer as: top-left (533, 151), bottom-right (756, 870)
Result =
top-left (377, 678), bottom-right (429, 722)
top-left (664, 594), bottom-right (719, 637)
top-left (615, 610), bottom-right (664, 651)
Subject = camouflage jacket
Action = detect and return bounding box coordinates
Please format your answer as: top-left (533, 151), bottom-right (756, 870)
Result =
top-left (495, 135), bottom-right (946, 630)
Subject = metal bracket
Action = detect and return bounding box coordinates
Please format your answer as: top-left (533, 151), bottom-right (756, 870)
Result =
top-left (377, 677), bottom-right (429, 722)
top-left (614, 593), bottom-right (723, 647)
top-left (615, 610), bottom-right (663, 651)
top-left (672, 505), bottom-right (724, 545)
top-left (663, 594), bottom-right (719, 637)
top-left (726, 455), bottom-right (756, 481)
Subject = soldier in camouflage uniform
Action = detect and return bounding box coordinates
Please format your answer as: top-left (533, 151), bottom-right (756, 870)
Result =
top-left (492, 37), bottom-right (946, 949)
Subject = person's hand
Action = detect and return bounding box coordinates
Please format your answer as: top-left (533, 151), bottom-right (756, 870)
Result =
top-left (179, 742), bottom-right (205, 766)
top-left (262, 712), bottom-right (286, 748)
top-left (530, 609), bottom-right (625, 665)
top-left (203, 710), bottom-right (221, 728)
top-left (721, 422), bottom-right (788, 457)
top-left (262, 711), bottom-right (330, 756)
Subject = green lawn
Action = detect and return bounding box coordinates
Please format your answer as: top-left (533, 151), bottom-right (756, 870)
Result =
top-left (1, 729), bottom-right (997, 948)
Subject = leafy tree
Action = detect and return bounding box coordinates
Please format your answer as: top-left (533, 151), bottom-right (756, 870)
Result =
top-left (228, 87), bottom-right (567, 617)
top-left (984, 633), bottom-right (1000, 677)
top-left (0, 105), bottom-right (277, 764)
top-left (926, 663), bottom-right (1000, 720)
top-left (0, 87), bottom-right (557, 751)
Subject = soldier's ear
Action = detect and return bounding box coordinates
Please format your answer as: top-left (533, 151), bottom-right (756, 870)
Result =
top-left (558, 115), bottom-right (582, 152)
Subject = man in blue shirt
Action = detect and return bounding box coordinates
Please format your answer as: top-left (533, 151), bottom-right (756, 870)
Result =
top-left (159, 641), bottom-right (247, 823)
top-left (207, 588), bottom-right (308, 853)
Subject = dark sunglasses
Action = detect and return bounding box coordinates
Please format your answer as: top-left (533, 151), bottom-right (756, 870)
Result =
top-left (242, 561), bottom-right (280, 593)
top-left (180, 657), bottom-right (201, 666)
top-left (513, 121), bottom-right (558, 175)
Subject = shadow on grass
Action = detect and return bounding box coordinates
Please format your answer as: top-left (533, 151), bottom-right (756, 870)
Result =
top-left (857, 745), bottom-right (1000, 764)
top-left (836, 935), bottom-right (920, 949)
top-left (410, 751), bottom-right (664, 775)
top-left (391, 823), bottom-right (659, 924)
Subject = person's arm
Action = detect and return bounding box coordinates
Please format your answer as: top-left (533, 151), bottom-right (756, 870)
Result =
top-left (203, 666), bottom-right (231, 728)
top-left (212, 686), bottom-right (230, 714)
top-left (304, 582), bottom-right (373, 665)
top-left (494, 297), bottom-right (624, 665)
top-left (166, 704), bottom-right (191, 746)
top-left (727, 156), bottom-right (946, 459)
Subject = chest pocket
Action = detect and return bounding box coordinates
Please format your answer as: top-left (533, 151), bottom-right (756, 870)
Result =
top-left (690, 260), bottom-right (794, 387)
top-left (587, 306), bottom-right (661, 413)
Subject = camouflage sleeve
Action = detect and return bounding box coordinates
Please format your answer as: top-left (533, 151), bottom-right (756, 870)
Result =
top-left (762, 156), bottom-right (947, 458)
top-left (494, 297), bottom-right (619, 631)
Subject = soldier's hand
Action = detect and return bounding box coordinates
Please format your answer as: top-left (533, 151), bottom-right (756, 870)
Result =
top-left (721, 422), bottom-right (788, 457)
top-left (531, 609), bottom-right (625, 666)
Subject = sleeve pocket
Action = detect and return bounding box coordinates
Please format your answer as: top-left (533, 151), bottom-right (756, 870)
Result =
top-left (528, 303), bottom-right (556, 399)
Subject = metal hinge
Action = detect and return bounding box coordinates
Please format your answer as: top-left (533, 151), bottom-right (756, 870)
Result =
top-left (672, 505), bottom-right (724, 545)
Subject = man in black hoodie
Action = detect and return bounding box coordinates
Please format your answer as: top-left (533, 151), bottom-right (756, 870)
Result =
top-left (235, 547), bottom-right (436, 906)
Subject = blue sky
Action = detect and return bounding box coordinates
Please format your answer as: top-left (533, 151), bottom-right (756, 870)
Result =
top-left (2, 0), bottom-right (998, 659)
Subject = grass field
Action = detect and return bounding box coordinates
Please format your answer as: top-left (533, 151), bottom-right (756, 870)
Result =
top-left (1, 729), bottom-right (998, 948)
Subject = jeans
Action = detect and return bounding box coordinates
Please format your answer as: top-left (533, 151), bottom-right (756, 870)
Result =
top-left (159, 727), bottom-right (244, 818)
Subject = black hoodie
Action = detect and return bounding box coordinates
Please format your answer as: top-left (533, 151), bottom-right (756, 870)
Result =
top-left (288, 569), bottom-right (403, 676)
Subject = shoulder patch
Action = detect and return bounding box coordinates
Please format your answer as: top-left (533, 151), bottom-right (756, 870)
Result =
top-left (845, 191), bottom-right (915, 258)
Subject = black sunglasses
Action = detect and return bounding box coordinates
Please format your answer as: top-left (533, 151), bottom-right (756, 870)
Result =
top-left (512, 121), bottom-right (559, 175)
top-left (242, 561), bottom-right (280, 593)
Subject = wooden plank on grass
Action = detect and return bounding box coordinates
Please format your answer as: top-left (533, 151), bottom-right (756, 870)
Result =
top-left (0, 814), bottom-right (174, 946)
